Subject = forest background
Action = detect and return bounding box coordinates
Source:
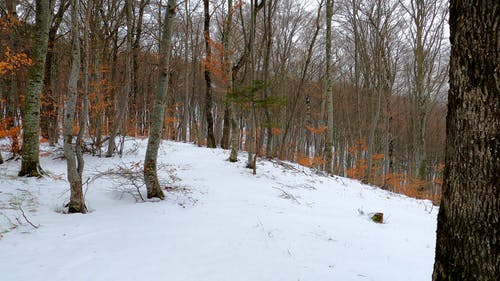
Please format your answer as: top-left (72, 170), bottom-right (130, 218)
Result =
top-left (0, 0), bottom-right (449, 203)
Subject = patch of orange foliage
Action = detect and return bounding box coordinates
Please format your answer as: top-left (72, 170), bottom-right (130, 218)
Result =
top-left (271, 127), bottom-right (282, 135)
top-left (305, 125), bottom-right (327, 134)
top-left (0, 47), bottom-right (32, 75)
top-left (296, 154), bottom-right (325, 168)
top-left (0, 117), bottom-right (21, 154)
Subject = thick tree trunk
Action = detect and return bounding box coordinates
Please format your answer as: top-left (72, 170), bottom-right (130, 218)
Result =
top-left (19, 0), bottom-right (51, 177)
top-left (143, 0), bottom-right (176, 200)
top-left (432, 1), bottom-right (499, 280)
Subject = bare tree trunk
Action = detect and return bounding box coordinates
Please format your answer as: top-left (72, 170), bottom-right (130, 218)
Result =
top-left (203, 0), bottom-right (216, 148)
top-left (106, 0), bottom-right (133, 157)
top-left (143, 0), bottom-right (176, 200)
top-left (220, 0), bottom-right (233, 150)
top-left (226, 0), bottom-right (239, 163)
top-left (132, 0), bottom-right (148, 137)
top-left (181, 0), bottom-right (190, 142)
top-left (325, 0), bottom-right (334, 174)
top-left (432, 1), bottom-right (499, 280)
top-left (19, 0), bottom-right (51, 177)
top-left (246, 0), bottom-right (257, 170)
top-left (65, 0), bottom-right (86, 213)
top-left (263, 0), bottom-right (273, 158)
top-left (41, 0), bottom-right (68, 146)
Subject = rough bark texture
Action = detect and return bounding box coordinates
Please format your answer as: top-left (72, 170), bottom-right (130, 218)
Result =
top-left (226, 0), bottom-right (238, 163)
top-left (432, 1), bottom-right (499, 280)
top-left (19, 0), bottom-right (51, 177)
top-left (143, 0), bottom-right (176, 200)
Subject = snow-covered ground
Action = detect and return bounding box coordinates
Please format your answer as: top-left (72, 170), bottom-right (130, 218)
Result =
top-left (0, 139), bottom-right (437, 281)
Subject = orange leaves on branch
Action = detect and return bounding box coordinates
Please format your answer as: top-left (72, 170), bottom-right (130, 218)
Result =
top-left (348, 139), bottom-right (368, 156)
top-left (164, 117), bottom-right (178, 124)
top-left (305, 125), bottom-right (327, 134)
top-left (346, 158), bottom-right (368, 179)
top-left (203, 39), bottom-right (231, 83)
top-left (296, 154), bottom-right (325, 168)
top-left (0, 47), bottom-right (32, 76)
top-left (0, 117), bottom-right (21, 155)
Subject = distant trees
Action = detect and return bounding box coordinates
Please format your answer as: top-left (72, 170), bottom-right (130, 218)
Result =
top-left (432, 1), bottom-right (499, 280)
top-left (0, 0), bottom-right (452, 203)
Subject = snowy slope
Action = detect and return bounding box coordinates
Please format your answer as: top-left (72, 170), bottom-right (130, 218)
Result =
top-left (0, 139), bottom-right (437, 281)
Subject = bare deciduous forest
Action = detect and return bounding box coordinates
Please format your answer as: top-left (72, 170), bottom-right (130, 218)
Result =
top-left (1, 1), bottom-right (499, 280)
top-left (0, 0), bottom-right (449, 202)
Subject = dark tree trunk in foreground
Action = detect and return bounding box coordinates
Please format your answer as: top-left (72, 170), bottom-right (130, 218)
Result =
top-left (19, 0), bottom-right (51, 177)
top-left (203, 0), bottom-right (216, 148)
top-left (143, 0), bottom-right (176, 200)
top-left (432, 1), bottom-right (499, 280)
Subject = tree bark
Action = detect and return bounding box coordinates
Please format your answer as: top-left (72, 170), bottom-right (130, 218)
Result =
top-left (65, 0), bottom-right (86, 213)
top-left (432, 1), bottom-right (499, 280)
top-left (226, 0), bottom-right (238, 162)
top-left (203, 0), bottom-right (216, 148)
top-left (325, 0), bottom-right (334, 174)
top-left (19, 0), bottom-right (51, 177)
top-left (143, 0), bottom-right (176, 200)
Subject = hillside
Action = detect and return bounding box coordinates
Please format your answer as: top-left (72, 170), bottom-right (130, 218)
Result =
top-left (0, 139), bottom-right (437, 281)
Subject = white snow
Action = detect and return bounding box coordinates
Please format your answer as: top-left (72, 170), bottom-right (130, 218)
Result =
top-left (0, 139), bottom-right (438, 281)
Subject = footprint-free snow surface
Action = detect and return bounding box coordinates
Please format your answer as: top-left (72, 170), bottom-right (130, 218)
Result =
top-left (0, 140), bottom-right (437, 281)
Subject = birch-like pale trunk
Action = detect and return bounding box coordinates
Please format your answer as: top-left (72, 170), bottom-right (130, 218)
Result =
top-left (65, 0), bottom-right (86, 213)
top-left (143, 0), bottom-right (176, 199)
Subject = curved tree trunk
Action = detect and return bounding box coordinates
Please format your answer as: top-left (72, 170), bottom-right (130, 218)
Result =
top-left (432, 1), bottom-right (499, 280)
top-left (65, 0), bottom-right (86, 213)
top-left (143, 0), bottom-right (176, 200)
top-left (19, 0), bottom-right (51, 177)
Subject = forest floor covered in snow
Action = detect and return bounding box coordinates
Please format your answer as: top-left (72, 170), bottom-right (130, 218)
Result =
top-left (0, 139), bottom-right (438, 281)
